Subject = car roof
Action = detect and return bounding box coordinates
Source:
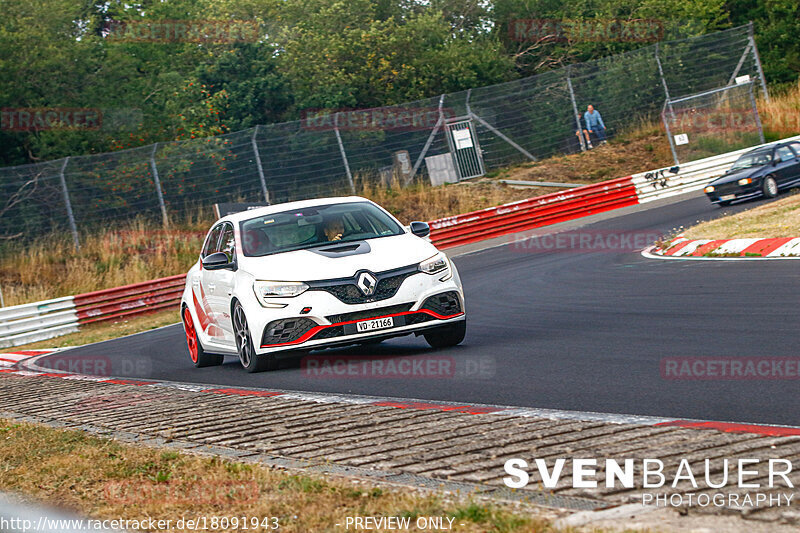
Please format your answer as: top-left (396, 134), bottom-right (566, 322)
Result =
top-left (743, 141), bottom-right (798, 156)
top-left (215, 196), bottom-right (375, 225)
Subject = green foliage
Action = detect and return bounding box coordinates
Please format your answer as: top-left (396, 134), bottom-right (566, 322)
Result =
top-left (0, 0), bottom-right (796, 167)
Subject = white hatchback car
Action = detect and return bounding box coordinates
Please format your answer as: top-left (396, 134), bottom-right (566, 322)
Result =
top-left (180, 196), bottom-right (466, 372)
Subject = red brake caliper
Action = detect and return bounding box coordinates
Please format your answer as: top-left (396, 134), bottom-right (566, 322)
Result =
top-left (183, 308), bottom-right (198, 363)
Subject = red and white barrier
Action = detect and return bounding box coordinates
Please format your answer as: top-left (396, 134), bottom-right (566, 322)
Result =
top-left (0, 275), bottom-right (184, 348)
top-left (429, 176), bottom-right (639, 248)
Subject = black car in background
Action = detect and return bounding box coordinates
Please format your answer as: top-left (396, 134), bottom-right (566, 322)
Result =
top-left (704, 141), bottom-right (800, 206)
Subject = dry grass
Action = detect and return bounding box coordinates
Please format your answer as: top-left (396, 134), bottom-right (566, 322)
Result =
top-left (761, 80), bottom-right (800, 139)
top-left (483, 121), bottom-right (675, 185)
top-left (683, 191), bottom-right (800, 240)
top-left (0, 218), bottom-right (207, 307)
top-left (0, 418), bottom-right (573, 533)
top-left (9, 308), bottom-right (180, 351)
top-left (356, 176), bottom-right (548, 223)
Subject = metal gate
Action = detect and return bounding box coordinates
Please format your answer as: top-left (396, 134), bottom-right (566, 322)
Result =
top-left (444, 117), bottom-right (485, 180)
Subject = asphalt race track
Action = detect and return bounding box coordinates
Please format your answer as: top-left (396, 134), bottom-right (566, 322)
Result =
top-left (38, 194), bottom-right (800, 426)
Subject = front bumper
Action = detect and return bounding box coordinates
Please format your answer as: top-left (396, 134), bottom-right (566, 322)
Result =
top-left (260, 291), bottom-right (463, 350)
top-left (705, 182), bottom-right (761, 204)
top-left (247, 267), bottom-right (465, 355)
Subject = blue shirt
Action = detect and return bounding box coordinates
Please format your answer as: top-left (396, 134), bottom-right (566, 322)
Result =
top-left (584, 110), bottom-right (605, 130)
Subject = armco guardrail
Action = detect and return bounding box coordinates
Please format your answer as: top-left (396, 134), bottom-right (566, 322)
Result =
top-left (429, 176), bottom-right (638, 248)
top-left (0, 274), bottom-right (184, 348)
top-left (633, 134), bottom-right (800, 203)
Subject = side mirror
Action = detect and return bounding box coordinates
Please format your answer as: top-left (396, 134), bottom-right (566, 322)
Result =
top-left (409, 221), bottom-right (430, 238)
top-left (202, 251), bottom-right (233, 270)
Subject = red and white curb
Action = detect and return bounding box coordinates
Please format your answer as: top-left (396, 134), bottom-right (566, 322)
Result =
top-left (644, 235), bottom-right (800, 260)
top-left (0, 349), bottom-right (60, 368)
top-left (2, 350), bottom-right (800, 439)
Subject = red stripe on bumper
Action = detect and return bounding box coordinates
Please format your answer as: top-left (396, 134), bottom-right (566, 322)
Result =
top-left (656, 420), bottom-right (800, 437)
top-left (260, 309), bottom-right (464, 348)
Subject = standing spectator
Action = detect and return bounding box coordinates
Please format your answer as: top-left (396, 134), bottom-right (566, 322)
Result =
top-left (583, 104), bottom-right (607, 147)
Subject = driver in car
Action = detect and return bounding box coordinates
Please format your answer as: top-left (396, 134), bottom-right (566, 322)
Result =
top-left (323, 215), bottom-right (345, 241)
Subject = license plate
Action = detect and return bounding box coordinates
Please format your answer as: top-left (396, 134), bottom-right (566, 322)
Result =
top-left (356, 317), bottom-right (394, 333)
top-left (720, 194), bottom-right (735, 201)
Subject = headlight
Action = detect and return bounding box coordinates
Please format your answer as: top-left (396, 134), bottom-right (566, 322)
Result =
top-left (419, 252), bottom-right (449, 276)
top-left (738, 177), bottom-right (753, 186)
top-left (253, 281), bottom-right (309, 304)
top-left (704, 186), bottom-right (715, 193)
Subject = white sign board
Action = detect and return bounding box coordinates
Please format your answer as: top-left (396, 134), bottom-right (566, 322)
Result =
top-left (425, 154), bottom-right (458, 186)
top-left (452, 128), bottom-right (474, 150)
top-left (735, 74), bottom-right (751, 85)
top-left (674, 133), bottom-right (689, 146)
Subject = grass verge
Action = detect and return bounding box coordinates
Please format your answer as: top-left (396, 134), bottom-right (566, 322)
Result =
top-left (682, 191), bottom-right (800, 240)
top-left (0, 418), bottom-right (572, 533)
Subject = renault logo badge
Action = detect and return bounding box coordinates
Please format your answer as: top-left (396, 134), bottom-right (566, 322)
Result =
top-left (356, 272), bottom-right (378, 296)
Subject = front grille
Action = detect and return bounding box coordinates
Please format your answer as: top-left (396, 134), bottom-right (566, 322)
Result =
top-left (309, 325), bottom-right (345, 340)
top-left (405, 313), bottom-right (434, 325)
top-left (420, 291), bottom-right (462, 316)
top-left (326, 303), bottom-right (414, 324)
top-left (307, 265), bottom-right (418, 305)
top-left (713, 182), bottom-right (740, 196)
top-left (261, 317), bottom-right (317, 346)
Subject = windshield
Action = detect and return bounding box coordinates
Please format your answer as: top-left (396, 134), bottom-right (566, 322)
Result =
top-left (731, 150), bottom-right (772, 170)
top-left (239, 202), bottom-right (404, 257)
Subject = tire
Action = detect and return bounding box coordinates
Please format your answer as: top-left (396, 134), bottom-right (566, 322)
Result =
top-left (762, 175), bottom-right (779, 198)
top-left (423, 320), bottom-right (466, 349)
top-left (717, 201), bottom-right (731, 207)
top-left (182, 306), bottom-right (223, 367)
top-left (233, 301), bottom-right (277, 372)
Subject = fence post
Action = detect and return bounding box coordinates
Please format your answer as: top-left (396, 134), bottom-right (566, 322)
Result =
top-left (333, 113), bottom-right (355, 193)
top-left (149, 143), bottom-right (169, 227)
top-left (727, 41), bottom-right (752, 86)
top-left (566, 66), bottom-right (586, 151)
top-left (748, 22), bottom-right (770, 103)
top-left (655, 43), bottom-right (674, 115)
top-left (58, 157), bottom-right (80, 251)
top-left (749, 83), bottom-right (766, 145)
top-left (251, 125), bottom-right (270, 203)
top-left (661, 102), bottom-right (680, 166)
top-left (411, 94), bottom-right (446, 182)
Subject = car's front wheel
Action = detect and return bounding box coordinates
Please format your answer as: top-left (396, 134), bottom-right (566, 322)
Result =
top-left (424, 320), bottom-right (466, 349)
top-left (233, 301), bottom-right (277, 372)
top-left (182, 306), bottom-right (223, 368)
top-left (762, 175), bottom-right (779, 198)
